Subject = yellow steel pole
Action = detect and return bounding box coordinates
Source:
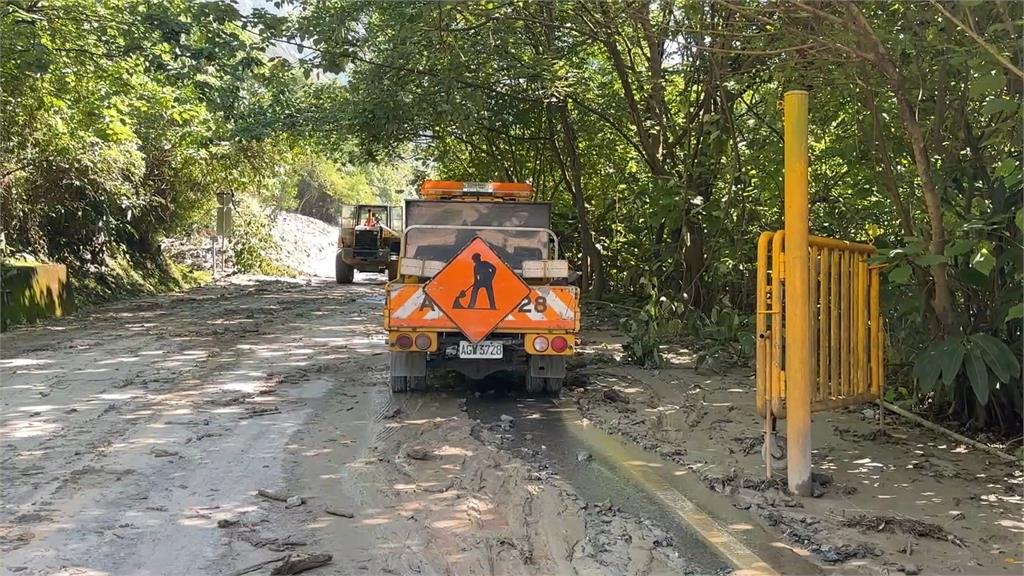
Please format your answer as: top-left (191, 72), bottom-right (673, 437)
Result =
top-left (783, 90), bottom-right (813, 496)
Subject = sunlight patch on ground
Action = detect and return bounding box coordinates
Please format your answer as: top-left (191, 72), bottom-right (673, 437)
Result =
top-left (0, 358), bottom-right (52, 368)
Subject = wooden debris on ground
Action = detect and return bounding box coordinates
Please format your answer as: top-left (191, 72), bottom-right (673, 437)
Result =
top-left (325, 507), bottom-right (354, 518)
top-left (270, 553), bottom-right (333, 574)
top-left (836, 513), bottom-right (965, 547)
top-left (228, 555), bottom-right (287, 576)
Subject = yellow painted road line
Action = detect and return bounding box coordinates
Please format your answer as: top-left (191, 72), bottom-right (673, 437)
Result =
top-left (560, 407), bottom-right (780, 576)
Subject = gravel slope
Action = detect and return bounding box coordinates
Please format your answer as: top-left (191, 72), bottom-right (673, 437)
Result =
top-left (162, 211), bottom-right (340, 278)
top-left (270, 212), bottom-right (338, 278)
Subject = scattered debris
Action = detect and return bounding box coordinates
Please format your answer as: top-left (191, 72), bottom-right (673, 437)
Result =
top-left (902, 562), bottom-right (922, 575)
top-left (242, 406), bottom-right (282, 419)
top-left (602, 388), bottom-right (629, 403)
top-left (325, 507), bottom-right (354, 518)
top-left (838, 513), bottom-right (965, 547)
top-left (285, 496), bottom-right (304, 508)
top-left (270, 553), bottom-right (333, 575)
top-left (576, 450), bottom-right (593, 463)
top-left (500, 414), bottom-right (515, 424)
top-left (150, 446), bottom-right (179, 458)
top-left (810, 471), bottom-right (833, 498)
top-left (217, 518), bottom-right (240, 528)
top-left (229, 555), bottom-right (288, 576)
top-left (257, 489), bottom-right (291, 502)
top-left (405, 446), bottom-right (436, 461)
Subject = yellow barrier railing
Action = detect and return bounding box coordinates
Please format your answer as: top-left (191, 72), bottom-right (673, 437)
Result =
top-left (756, 231), bottom-right (884, 420)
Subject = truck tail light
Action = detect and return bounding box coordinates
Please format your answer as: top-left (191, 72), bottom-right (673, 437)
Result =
top-left (551, 336), bottom-right (568, 353)
top-left (414, 334), bottom-right (432, 351)
top-left (532, 335), bottom-right (549, 352)
top-left (395, 334), bottom-right (413, 350)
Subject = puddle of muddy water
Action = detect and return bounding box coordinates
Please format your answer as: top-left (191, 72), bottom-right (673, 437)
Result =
top-left (466, 385), bottom-right (732, 575)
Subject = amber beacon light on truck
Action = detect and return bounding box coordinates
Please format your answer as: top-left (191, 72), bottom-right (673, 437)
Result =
top-left (384, 180), bottom-right (580, 395)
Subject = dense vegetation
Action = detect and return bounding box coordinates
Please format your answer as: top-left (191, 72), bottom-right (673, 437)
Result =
top-left (0, 0), bottom-right (402, 290)
top-left (2, 1), bottom-right (1020, 434)
top-left (282, 0), bottom-right (1022, 433)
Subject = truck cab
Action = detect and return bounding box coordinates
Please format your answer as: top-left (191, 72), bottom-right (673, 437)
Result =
top-left (384, 181), bottom-right (580, 394)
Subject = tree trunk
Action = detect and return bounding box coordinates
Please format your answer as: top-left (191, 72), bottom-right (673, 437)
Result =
top-left (550, 102), bottom-right (605, 298)
top-left (846, 4), bottom-right (959, 335)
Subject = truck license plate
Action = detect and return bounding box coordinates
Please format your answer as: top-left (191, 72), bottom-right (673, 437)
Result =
top-left (458, 341), bottom-right (503, 359)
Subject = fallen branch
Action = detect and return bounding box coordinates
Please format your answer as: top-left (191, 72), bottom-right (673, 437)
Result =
top-left (228, 555), bottom-right (286, 576)
top-left (878, 401), bottom-right (1019, 463)
top-left (270, 553), bottom-right (333, 574)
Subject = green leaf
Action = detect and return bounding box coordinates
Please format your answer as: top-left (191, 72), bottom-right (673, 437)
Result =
top-left (939, 338), bottom-right (966, 390)
top-left (970, 73), bottom-right (1005, 97)
top-left (971, 247), bottom-right (996, 276)
top-left (956, 267), bottom-right (989, 288)
top-left (914, 253), bottom-right (947, 266)
top-left (944, 239), bottom-right (975, 258)
top-left (964, 347), bottom-right (989, 405)
top-left (995, 158), bottom-right (1018, 178)
top-left (1005, 303), bottom-right (1024, 324)
top-left (970, 333), bottom-right (1020, 383)
top-left (981, 97), bottom-right (1019, 116)
top-left (1016, 209), bottom-right (1024, 232)
top-left (913, 342), bottom-right (944, 393)
top-left (888, 264), bottom-right (913, 285)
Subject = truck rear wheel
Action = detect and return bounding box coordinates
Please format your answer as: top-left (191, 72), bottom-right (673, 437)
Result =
top-left (389, 375), bottom-right (426, 393)
top-left (335, 254), bottom-right (354, 284)
top-left (390, 375), bottom-right (408, 393)
top-left (527, 375), bottom-right (562, 395)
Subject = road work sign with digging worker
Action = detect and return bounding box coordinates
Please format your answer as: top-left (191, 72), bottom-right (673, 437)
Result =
top-left (424, 236), bottom-right (530, 343)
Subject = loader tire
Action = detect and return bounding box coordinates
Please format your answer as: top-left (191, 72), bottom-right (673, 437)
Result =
top-left (335, 254), bottom-right (354, 284)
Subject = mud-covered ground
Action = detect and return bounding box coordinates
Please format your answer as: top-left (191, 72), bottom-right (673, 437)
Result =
top-left (568, 327), bottom-right (1024, 575)
top-left (4, 275), bottom-right (1022, 576)
top-left (0, 278), bottom-right (707, 576)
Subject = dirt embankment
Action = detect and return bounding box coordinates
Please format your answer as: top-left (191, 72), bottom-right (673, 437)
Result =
top-left (566, 328), bottom-right (1024, 575)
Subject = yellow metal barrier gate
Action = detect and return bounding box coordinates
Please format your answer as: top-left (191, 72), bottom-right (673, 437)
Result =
top-left (756, 231), bottom-right (884, 472)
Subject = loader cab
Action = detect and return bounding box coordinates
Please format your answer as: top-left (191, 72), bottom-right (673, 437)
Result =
top-left (336, 203), bottom-right (403, 283)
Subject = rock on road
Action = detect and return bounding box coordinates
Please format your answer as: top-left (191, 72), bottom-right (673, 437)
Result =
top-left (0, 277), bottom-right (698, 576)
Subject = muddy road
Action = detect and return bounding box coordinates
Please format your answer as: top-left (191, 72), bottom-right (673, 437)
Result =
top-left (0, 277), bottom-right (739, 576)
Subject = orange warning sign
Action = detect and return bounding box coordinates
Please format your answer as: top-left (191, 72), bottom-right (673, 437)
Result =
top-left (424, 236), bottom-right (531, 343)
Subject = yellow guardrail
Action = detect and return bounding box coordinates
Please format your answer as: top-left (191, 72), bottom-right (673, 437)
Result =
top-left (756, 231), bottom-right (884, 420)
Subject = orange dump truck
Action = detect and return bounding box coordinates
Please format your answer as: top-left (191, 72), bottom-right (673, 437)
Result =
top-left (384, 180), bottom-right (580, 394)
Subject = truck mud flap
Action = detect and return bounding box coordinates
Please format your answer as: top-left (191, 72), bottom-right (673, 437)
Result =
top-left (391, 351), bottom-right (426, 377)
top-left (529, 355), bottom-right (566, 379)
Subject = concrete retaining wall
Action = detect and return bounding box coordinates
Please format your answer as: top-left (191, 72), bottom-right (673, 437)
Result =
top-left (1, 264), bottom-right (74, 331)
